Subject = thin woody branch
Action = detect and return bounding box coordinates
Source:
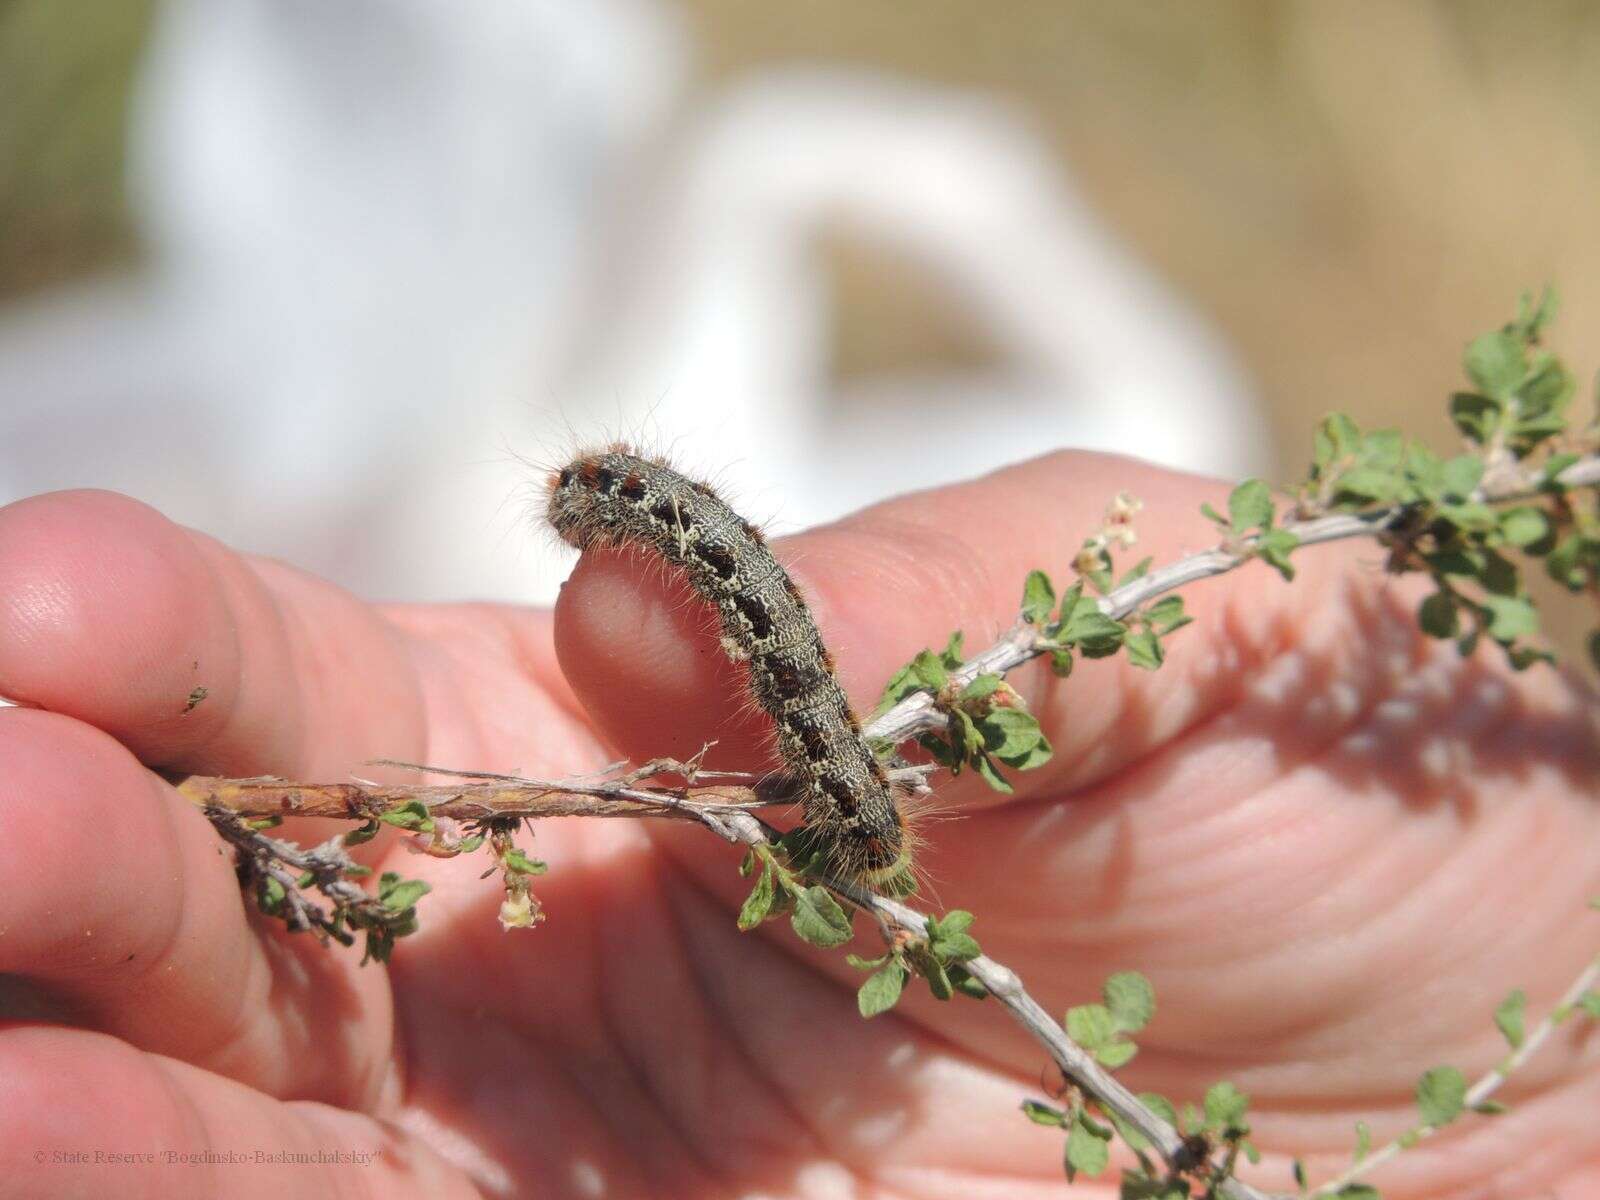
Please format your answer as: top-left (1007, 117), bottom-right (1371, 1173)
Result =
top-left (1308, 950), bottom-right (1600, 1198)
top-left (863, 454), bottom-right (1600, 748)
top-left (175, 774), bottom-right (773, 824)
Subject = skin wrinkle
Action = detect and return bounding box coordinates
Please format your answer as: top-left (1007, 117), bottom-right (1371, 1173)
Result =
top-left (148, 1044), bottom-right (230, 1196)
top-left (590, 857), bottom-right (735, 1195)
top-left (265, 576), bottom-right (357, 774)
top-left (105, 769), bottom-right (262, 1069)
top-left (543, 944), bottom-right (719, 1197)
top-left (169, 535), bottom-right (294, 776)
top-left (658, 867), bottom-right (1045, 1194)
top-left (652, 853), bottom-right (842, 1167)
top-left (173, 533), bottom-right (257, 775)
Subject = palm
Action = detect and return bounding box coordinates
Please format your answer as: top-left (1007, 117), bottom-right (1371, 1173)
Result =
top-left (2, 454), bottom-right (1596, 1200)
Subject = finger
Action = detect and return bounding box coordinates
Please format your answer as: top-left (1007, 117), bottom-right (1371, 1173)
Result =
top-left (0, 489), bottom-right (426, 778)
top-left (0, 1023), bottom-right (475, 1200)
top-left (0, 707), bottom-right (397, 1112)
top-left (550, 450), bottom-right (1354, 794)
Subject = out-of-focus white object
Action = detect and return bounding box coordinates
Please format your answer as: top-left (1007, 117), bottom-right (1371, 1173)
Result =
top-left (562, 69), bottom-right (1270, 533)
top-left (0, 0), bottom-right (1267, 604)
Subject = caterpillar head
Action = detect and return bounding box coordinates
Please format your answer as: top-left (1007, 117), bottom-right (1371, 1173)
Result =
top-left (546, 450), bottom-right (647, 550)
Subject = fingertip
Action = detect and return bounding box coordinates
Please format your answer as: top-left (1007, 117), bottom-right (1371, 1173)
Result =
top-left (0, 489), bottom-right (244, 766)
top-left (553, 548), bottom-right (774, 768)
top-left (0, 708), bottom-right (202, 978)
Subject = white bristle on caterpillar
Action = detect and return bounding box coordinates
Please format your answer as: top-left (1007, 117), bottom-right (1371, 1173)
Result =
top-left (546, 446), bottom-right (911, 883)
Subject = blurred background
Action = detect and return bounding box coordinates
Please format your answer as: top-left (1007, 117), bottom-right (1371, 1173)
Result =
top-left (2, 1), bottom-right (1597, 638)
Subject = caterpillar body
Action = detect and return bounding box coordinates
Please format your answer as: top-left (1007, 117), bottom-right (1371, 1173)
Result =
top-left (547, 448), bottom-right (909, 883)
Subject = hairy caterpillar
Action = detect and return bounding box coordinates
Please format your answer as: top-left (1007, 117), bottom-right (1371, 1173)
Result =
top-left (546, 447), bottom-right (910, 883)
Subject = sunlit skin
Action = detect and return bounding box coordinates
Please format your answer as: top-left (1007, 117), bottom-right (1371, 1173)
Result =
top-left (0, 451), bottom-right (1597, 1200)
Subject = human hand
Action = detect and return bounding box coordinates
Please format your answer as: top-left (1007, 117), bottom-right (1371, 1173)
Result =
top-left (1, 452), bottom-right (1596, 1199)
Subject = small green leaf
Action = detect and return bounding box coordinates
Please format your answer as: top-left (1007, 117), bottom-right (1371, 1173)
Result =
top-left (1449, 392), bottom-right (1503, 445)
top-left (1117, 557), bottom-right (1153, 588)
top-left (1464, 329), bottom-right (1526, 401)
top-left (1124, 629), bottom-right (1163, 670)
top-left (874, 663), bottom-right (923, 712)
top-left (845, 952), bottom-right (890, 971)
top-left (1494, 989), bottom-right (1526, 1049)
top-left (343, 819), bottom-right (381, 846)
top-left (1144, 595), bottom-right (1189, 633)
top-left (1021, 570), bottom-right (1056, 624)
top-left (1418, 591), bottom-right (1459, 639)
top-left (1335, 1187), bottom-right (1381, 1200)
top-left (1335, 466), bottom-right (1402, 504)
top-left (258, 874), bottom-right (287, 912)
top-left (790, 886), bottom-right (853, 948)
top-left (1416, 1065), bottom-right (1467, 1127)
top-left (1498, 506), bottom-right (1549, 548)
top-left (1577, 991), bottom-right (1600, 1018)
top-left (737, 864), bottom-right (775, 930)
top-left (1358, 428), bottom-right (1404, 468)
top-left (971, 750), bottom-right (1015, 794)
top-left (1060, 603), bottom-right (1126, 657)
top-left (377, 873), bottom-right (431, 912)
top-left (929, 912), bottom-right (982, 964)
top-left (1472, 1099), bottom-right (1508, 1115)
top-left (930, 930), bottom-right (982, 964)
top-left (1482, 595), bottom-right (1539, 643)
top-left (1202, 1081), bottom-right (1249, 1132)
top-left (959, 673), bottom-right (1003, 703)
top-left (1140, 1093), bottom-right (1178, 1130)
top-left (379, 799), bottom-right (435, 833)
top-left (1257, 528), bottom-right (1300, 581)
top-left (1065, 1003), bottom-right (1115, 1049)
top-left (858, 962), bottom-right (908, 1017)
top-left (1313, 412), bottom-right (1361, 472)
top-left (940, 630), bottom-right (966, 667)
top-left (935, 909), bottom-right (974, 936)
top-left (1228, 479), bottom-right (1275, 533)
top-left (1293, 1159), bottom-right (1307, 1188)
top-left (1200, 500), bottom-right (1228, 526)
top-left (1065, 1113), bottom-right (1111, 1180)
top-left (1104, 971), bottom-right (1156, 1034)
top-left (909, 649), bottom-right (949, 691)
top-left (1021, 1099), bottom-right (1068, 1128)
top-left (1440, 454), bottom-right (1484, 499)
top-left (1095, 1040), bottom-right (1138, 1069)
top-left (503, 847), bottom-right (547, 876)
top-left (952, 708), bottom-right (984, 758)
top-left (947, 964), bottom-right (988, 999)
top-left (1515, 285), bottom-right (1559, 339)
top-left (977, 708), bottom-right (1051, 768)
top-left (1542, 452), bottom-right (1580, 487)
top-left (921, 957), bottom-right (954, 1001)
top-left (1354, 1119), bottom-right (1370, 1162)
top-left (1480, 548), bottom-right (1520, 596)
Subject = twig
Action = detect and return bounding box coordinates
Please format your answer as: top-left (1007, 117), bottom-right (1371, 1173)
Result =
top-left (1308, 951), bottom-right (1600, 1197)
top-left (665, 805), bottom-right (1281, 1200)
top-left (863, 455), bottom-right (1600, 747)
top-left (175, 773), bottom-right (776, 824)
